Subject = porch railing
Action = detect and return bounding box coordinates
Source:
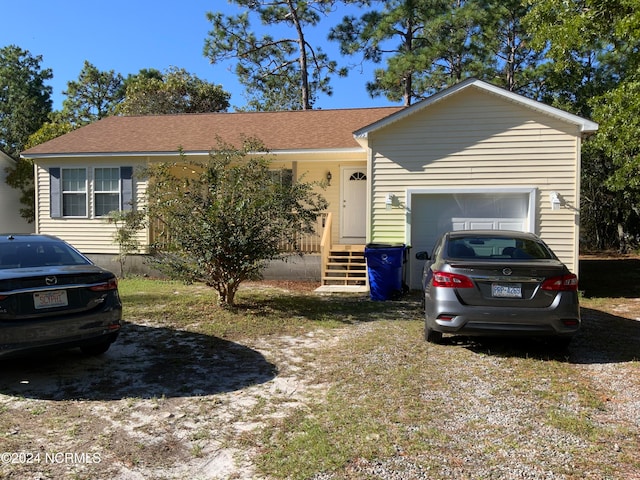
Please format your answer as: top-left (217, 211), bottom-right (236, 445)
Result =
top-left (278, 213), bottom-right (327, 253)
top-left (149, 213), bottom-right (328, 254)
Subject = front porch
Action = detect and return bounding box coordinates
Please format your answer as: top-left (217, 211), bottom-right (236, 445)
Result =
top-left (149, 212), bottom-right (369, 292)
top-left (265, 212), bottom-right (369, 293)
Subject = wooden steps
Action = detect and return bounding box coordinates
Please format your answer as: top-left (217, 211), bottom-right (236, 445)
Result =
top-left (321, 245), bottom-right (367, 286)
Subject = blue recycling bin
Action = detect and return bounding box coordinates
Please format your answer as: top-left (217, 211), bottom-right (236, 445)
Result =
top-left (364, 243), bottom-right (406, 301)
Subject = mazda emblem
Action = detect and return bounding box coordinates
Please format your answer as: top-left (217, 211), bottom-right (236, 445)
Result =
top-left (502, 268), bottom-right (512, 276)
top-left (45, 276), bottom-right (58, 286)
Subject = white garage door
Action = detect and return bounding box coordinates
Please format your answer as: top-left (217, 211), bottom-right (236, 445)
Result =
top-left (408, 192), bottom-right (533, 289)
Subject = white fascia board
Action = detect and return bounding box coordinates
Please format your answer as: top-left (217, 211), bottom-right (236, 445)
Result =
top-left (354, 78), bottom-right (599, 140)
top-left (265, 148), bottom-right (364, 156)
top-left (474, 81), bottom-right (599, 133)
top-left (22, 147), bottom-right (364, 160)
top-left (21, 151), bottom-right (193, 160)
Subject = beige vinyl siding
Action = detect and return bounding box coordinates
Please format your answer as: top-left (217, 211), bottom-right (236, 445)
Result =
top-left (1, 154), bottom-right (33, 234)
top-left (368, 88), bottom-right (581, 272)
top-left (294, 157), bottom-right (366, 246)
top-left (35, 158), bottom-right (148, 255)
top-left (34, 152), bottom-right (365, 255)
top-left (247, 152), bottom-right (366, 246)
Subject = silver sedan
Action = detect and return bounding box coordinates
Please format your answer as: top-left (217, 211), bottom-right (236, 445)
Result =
top-left (416, 230), bottom-right (580, 347)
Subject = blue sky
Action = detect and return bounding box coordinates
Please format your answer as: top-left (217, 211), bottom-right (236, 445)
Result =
top-left (1, 0), bottom-right (399, 111)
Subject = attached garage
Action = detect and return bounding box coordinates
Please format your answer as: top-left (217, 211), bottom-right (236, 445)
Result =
top-left (407, 188), bottom-right (536, 289)
top-left (354, 78), bottom-right (599, 291)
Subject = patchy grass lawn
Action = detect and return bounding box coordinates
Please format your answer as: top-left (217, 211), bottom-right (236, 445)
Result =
top-left (0, 258), bottom-right (639, 480)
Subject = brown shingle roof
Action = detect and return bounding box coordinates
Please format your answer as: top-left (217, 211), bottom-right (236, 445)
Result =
top-left (22, 107), bottom-right (404, 156)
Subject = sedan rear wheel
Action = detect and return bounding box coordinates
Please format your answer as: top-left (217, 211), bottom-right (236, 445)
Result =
top-left (548, 336), bottom-right (572, 350)
top-left (425, 325), bottom-right (443, 344)
top-left (80, 341), bottom-right (112, 356)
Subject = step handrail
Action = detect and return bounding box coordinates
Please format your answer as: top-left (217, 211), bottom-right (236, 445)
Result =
top-left (320, 212), bottom-right (333, 282)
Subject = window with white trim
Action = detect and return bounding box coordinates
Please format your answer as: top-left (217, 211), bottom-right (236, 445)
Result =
top-left (269, 168), bottom-right (293, 186)
top-left (61, 168), bottom-right (87, 217)
top-left (49, 166), bottom-right (134, 219)
top-left (94, 167), bottom-right (121, 217)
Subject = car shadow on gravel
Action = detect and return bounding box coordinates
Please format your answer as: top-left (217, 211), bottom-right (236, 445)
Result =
top-left (0, 322), bottom-right (277, 401)
top-left (451, 308), bottom-right (640, 364)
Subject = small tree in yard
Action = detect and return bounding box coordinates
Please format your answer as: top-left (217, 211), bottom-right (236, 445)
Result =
top-left (107, 208), bottom-right (146, 278)
top-left (144, 139), bottom-right (327, 307)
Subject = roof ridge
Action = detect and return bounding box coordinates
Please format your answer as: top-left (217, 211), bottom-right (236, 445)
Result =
top-left (113, 105), bottom-right (403, 119)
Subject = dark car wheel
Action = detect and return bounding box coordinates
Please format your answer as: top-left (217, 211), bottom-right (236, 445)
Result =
top-left (425, 326), bottom-right (443, 344)
top-left (547, 336), bottom-right (572, 350)
top-left (80, 341), bottom-right (112, 356)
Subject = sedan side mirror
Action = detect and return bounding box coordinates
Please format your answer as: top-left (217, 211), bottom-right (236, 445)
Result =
top-left (415, 251), bottom-right (430, 261)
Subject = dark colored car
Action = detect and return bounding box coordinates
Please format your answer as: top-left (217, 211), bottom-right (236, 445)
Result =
top-left (0, 234), bottom-right (122, 358)
top-left (416, 230), bottom-right (580, 346)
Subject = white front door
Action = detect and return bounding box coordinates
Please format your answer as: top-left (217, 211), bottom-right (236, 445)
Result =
top-left (341, 167), bottom-right (367, 241)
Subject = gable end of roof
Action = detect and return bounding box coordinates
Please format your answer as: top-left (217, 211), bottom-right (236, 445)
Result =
top-left (354, 78), bottom-right (599, 139)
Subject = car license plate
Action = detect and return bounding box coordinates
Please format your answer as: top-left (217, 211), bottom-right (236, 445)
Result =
top-left (492, 283), bottom-right (522, 298)
top-left (34, 290), bottom-right (68, 309)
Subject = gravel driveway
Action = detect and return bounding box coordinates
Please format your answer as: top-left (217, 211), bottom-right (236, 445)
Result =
top-left (0, 284), bottom-right (639, 479)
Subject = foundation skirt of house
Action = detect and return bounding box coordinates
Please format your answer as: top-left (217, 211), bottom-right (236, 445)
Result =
top-left (85, 253), bottom-right (322, 282)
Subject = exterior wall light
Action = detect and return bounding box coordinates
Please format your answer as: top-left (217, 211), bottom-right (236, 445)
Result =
top-left (326, 171), bottom-right (332, 186)
top-left (550, 191), bottom-right (561, 210)
top-left (386, 192), bottom-right (394, 210)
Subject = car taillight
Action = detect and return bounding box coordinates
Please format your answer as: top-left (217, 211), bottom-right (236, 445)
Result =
top-left (0, 295), bottom-right (6, 301)
top-left (431, 271), bottom-right (474, 288)
top-left (89, 278), bottom-right (118, 292)
top-left (541, 274), bottom-right (578, 291)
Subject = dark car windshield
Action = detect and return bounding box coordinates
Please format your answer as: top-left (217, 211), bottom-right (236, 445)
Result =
top-left (0, 240), bottom-right (91, 269)
top-left (447, 236), bottom-right (554, 260)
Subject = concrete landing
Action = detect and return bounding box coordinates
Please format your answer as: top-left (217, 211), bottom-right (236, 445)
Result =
top-left (314, 285), bottom-right (369, 294)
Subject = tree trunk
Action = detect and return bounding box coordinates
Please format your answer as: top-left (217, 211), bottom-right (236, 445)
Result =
top-left (286, 0), bottom-right (312, 110)
top-left (618, 223), bottom-right (627, 253)
top-left (217, 280), bottom-right (239, 308)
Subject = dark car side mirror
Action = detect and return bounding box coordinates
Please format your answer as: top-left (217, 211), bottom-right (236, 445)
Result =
top-left (415, 251), bottom-right (430, 261)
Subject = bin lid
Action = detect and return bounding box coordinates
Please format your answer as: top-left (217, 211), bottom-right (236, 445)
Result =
top-left (365, 243), bottom-right (405, 249)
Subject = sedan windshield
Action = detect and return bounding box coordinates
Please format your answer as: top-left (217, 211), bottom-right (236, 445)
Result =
top-left (447, 236), bottom-right (554, 260)
top-left (0, 241), bottom-right (91, 269)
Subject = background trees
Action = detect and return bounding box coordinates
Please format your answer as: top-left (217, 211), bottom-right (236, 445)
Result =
top-left (330, 0), bottom-right (543, 105)
top-left (203, 0), bottom-right (346, 110)
top-left (524, 0), bottom-right (640, 250)
top-left (0, 45), bottom-right (52, 160)
top-left (117, 67), bottom-right (230, 115)
top-left (61, 61), bottom-right (125, 125)
top-left (0, 45), bottom-right (52, 222)
top-left (2, 1), bottom-right (640, 251)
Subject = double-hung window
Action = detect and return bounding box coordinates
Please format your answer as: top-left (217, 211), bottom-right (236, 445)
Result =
top-left (50, 166), bottom-right (133, 218)
top-left (94, 167), bottom-right (121, 217)
top-left (270, 168), bottom-right (293, 187)
top-left (61, 168), bottom-right (87, 217)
